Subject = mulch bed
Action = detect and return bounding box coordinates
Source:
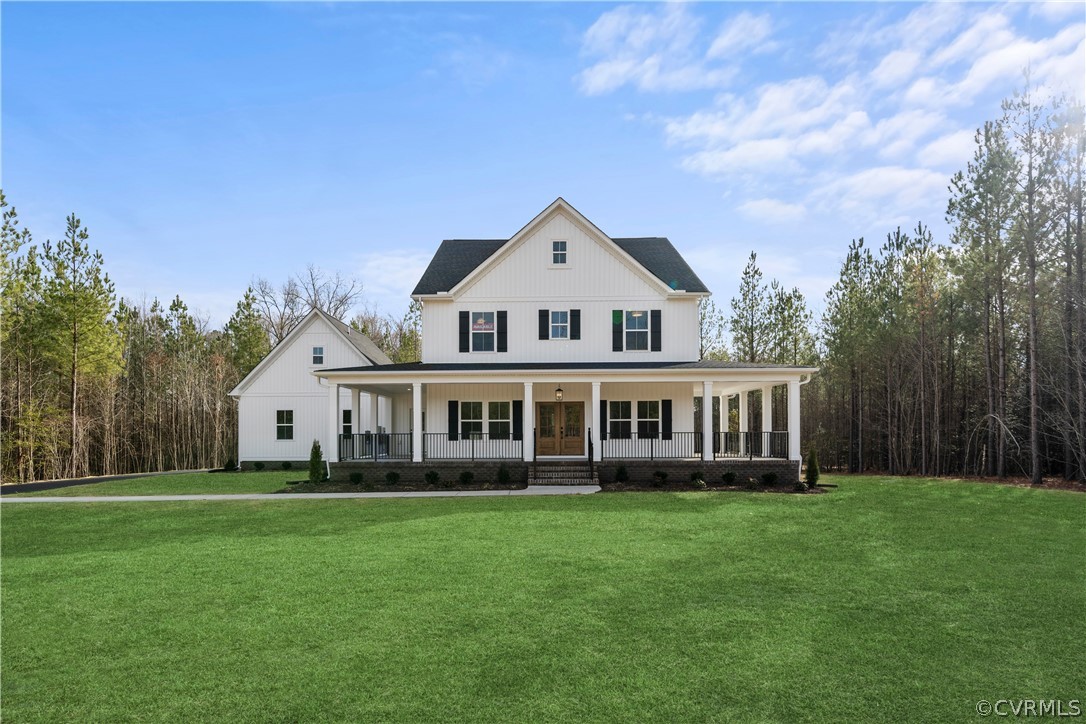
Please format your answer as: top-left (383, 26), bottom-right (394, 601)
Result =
top-left (274, 481), bottom-right (528, 494)
top-left (600, 482), bottom-right (826, 494)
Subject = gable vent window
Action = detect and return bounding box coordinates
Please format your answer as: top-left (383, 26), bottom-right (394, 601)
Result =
top-left (552, 240), bottom-right (567, 265)
top-left (312, 346), bottom-right (324, 365)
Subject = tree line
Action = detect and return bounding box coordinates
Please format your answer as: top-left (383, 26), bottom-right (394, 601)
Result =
top-left (721, 88), bottom-right (1084, 483)
top-left (0, 207), bottom-right (419, 483)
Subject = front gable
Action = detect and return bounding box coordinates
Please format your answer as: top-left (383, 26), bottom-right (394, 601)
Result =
top-left (449, 198), bottom-right (677, 302)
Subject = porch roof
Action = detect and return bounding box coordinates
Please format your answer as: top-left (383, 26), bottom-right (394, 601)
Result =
top-left (312, 361), bottom-right (817, 395)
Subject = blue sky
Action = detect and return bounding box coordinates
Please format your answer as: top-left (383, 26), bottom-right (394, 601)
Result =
top-left (3, 2), bottom-right (1083, 326)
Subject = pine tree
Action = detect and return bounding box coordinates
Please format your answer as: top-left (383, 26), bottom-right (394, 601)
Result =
top-left (729, 252), bottom-right (770, 362)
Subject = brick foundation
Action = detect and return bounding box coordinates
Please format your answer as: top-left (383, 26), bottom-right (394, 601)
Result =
top-left (329, 460), bottom-right (531, 485)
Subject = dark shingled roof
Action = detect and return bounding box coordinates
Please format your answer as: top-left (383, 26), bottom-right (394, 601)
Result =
top-left (324, 313), bottom-right (393, 366)
top-left (411, 237), bottom-right (709, 295)
top-left (319, 361), bottom-right (816, 373)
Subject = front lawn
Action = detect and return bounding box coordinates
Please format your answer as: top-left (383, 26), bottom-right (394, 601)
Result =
top-left (8, 470), bottom-right (297, 497)
top-left (2, 477), bottom-right (1083, 721)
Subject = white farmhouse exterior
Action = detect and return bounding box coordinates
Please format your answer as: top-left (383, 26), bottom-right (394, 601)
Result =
top-left (308, 198), bottom-right (816, 481)
top-left (229, 309), bottom-right (392, 465)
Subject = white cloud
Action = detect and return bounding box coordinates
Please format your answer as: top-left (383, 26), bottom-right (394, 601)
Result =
top-left (870, 49), bottom-right (922, 89)
top-left (737, 198), bottom-right (806, 223)
top-left (811, 166), bottom-right (949, 221)
top-left (706, 12), bottom-right (774, 59)
top-left (353, 250), bottom-right (432, 315)
top-left (1030, 2), bottom-right (1084, 22)
top-left (918, 129), bottom-right (978, 168)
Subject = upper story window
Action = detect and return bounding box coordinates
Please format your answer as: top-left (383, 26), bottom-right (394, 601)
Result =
top-left (550, 311), bottom-right (569, 339)
top-left (625, 311), bottom-right (649, 351)
top-left (471, 312), bottom-right (495, 352)
top-left (312, 346), bottom-right (324, 365)
top-left (552, 240), bottom-right (567, 265)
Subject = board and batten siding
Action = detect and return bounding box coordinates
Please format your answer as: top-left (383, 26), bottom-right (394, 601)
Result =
top-left (420, 212), bottom-right (701, 363)
top-left (237, 314), bottom-right (384, 462)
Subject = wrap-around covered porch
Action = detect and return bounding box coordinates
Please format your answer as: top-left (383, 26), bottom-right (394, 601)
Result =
top-left (312, 362), bottom-right (816, 471)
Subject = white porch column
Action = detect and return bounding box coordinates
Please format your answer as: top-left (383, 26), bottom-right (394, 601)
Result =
top-left (327, 383), bottom-right (340, 463)
top-left (738, 390), bottom-right (749, 455)
top-left (762, 385), bottom-right (773, 435)
top-left (522, 382), bottom-right (534, 462)
top-left (590, 381), bottom-right (602, 462)
top-left (411, 382), bottom-right (422, 462)
top-left (369, 393), bottom-right (379, 433)
top-left (701, 381), bottom-right (714, 462)
top-left (718, 394), bottom-right (726, 436)
top-left (788, 380), bottom-right (801, 462)
top-left (350, 388), bottom-right (361, 435)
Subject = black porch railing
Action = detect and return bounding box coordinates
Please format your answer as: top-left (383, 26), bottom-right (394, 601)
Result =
top-left (339, 432), bottom-right (412, 461)
top-left (423, 432), bottom-right (523, 461)
top-left (601, 432), bottom-right (698, 460)
top-left (713, 431), bottom-right (789, 460)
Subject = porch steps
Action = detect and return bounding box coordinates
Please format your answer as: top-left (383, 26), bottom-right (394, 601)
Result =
top-left (530, 462), bottom-right (599, 486)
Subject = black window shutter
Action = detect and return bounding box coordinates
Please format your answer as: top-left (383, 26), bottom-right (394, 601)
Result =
top-left (497, 310), bottom-right (508, 353)
top-left (512, 400), bottom-right (523, 441)
top-left (661, 399), bottom-right (673, 440)
top-left (570, 309), bottom-right (580, 340)
top-left (612, 310), bottom-right (622, 352)
top-left (538, 309), bottom-right (549, 340)
top-left (650, 309), bottom-right (662, 352)
top-left (599, 399), bottom-right (608, 440)
top-left (459, 311), bottom-right (470, 353)
top-left (448, 400), bottom-right (459, 441)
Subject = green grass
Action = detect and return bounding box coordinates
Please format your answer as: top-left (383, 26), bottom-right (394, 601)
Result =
top-left (9, 470), bottom-right (298, 496)
top-left (2, 476), bottom-right (1083, 722)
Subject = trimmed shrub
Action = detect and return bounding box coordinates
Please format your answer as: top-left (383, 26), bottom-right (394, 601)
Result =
top-left (254, 462), bottom-right (266, 471)
top-left (745, 476), bottom-right (759, 490)
top-left (308, 440), bottom-right (324, 485)
top-left (224, 458), bottom-right (236, 470)
top-left (385, 470), bottom-right (400, 486)
top-left (349, 472), bottom-right (364, 485)
top-left (794, 481), bottom-right (809, 492)
top-left (615, 465), bottom-right (630, 483)
top-left (424, 470), bottom-right (440, 486)
top-left (459, 470), bottom-right (474, 486)
top-left (281, 461), bottom-right (292, 471)
top-left (652, 470), bottom-right (668, 488)
top-left (722, 471), bottom-right (737, 485)
top-left (806, 449), bottom-right (821, 486)
top-left (497, 463), bottom-right (511, 486)
top-left (692, 478), bottom-right (708, 490)
top-left (761, 472), bottom-right (779, 486)
top-left (690, 470), bottom-right (705, 484)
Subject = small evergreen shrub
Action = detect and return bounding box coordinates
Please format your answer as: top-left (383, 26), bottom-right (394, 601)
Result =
top-left (425, 470), bottom-right (440, 486)
top-left (794, 481), bottom-right (809, 492)
top-left (459, 470), bottom-right (474, 486)
top-left (254, 462), bottom-right (265, 471)
top-left (722, 471), bottom-right (737, 485)
top-left (308, 440), bottom-right (324, 485)
top-left (497, 463), bottom-right (511, 485)
top-left (349, 472), bottom-right (364, 485)
top-left (224, 458), bottom-right (236, 470)
top-left (690, 471), bottom-right (705, 483)
top-left (385, 470), bottom-right (400, 486)
top-left (692, 478), bottom-right (708, 490)
top-left (615, 465), bottom-right (630, 483)
top-left (281, 461), bottom-right (292, 471)
top-left (761, 472), bottom-right (778, 486)
top-left (652, 470), bottom-right (668, 487)
top-left (806, 449), bottom-right (821, 486)
top-left (745, 476), bottom-right (759, 490)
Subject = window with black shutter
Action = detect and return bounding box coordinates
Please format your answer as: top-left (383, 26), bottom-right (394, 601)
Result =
top-left (570, 309), bottom-right (580, 340)
top-left (447, 400), bottom-right (459, 440)
top-left (497, 311), bottom-right (508, 353)
top-left (661, 399), bottom-right (672, 440)
top-left (539, 309), bottom-right (549, 340)
top-left (459, 312), bottom-right (470, 353)
top-left (650, 310), bottom-right (662, 351)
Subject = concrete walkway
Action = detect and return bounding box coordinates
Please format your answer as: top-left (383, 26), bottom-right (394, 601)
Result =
top-left (1, 485), bottom-right (601, 503)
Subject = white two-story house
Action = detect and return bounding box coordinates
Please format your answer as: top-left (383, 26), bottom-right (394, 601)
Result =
top-left (311, 198), bottom-right (816, 483)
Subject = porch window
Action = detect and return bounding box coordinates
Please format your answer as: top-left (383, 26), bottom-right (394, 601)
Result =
top-left (550, 311), bottom-right (569, 339)
top-left (276, 410), bottom-right (294, 440)
top-left (637, 401), bottom-right (660, 438)
top-left (312, 346), bottom-right (324, 365)
top-left (625, 311), bottom-right (648, 351)
top-left (552, 240), bottom-right (567, 265)
top-left (608, 401), bottom-right (632, 439)
top-left (342, 409), bottom-right (352, 437)
top-left (461, 401), bottom-right (483, 438)
top-left (471, 312), bottom-right (495, 352)
top-left (488, 401), bottom-right (511, 440)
